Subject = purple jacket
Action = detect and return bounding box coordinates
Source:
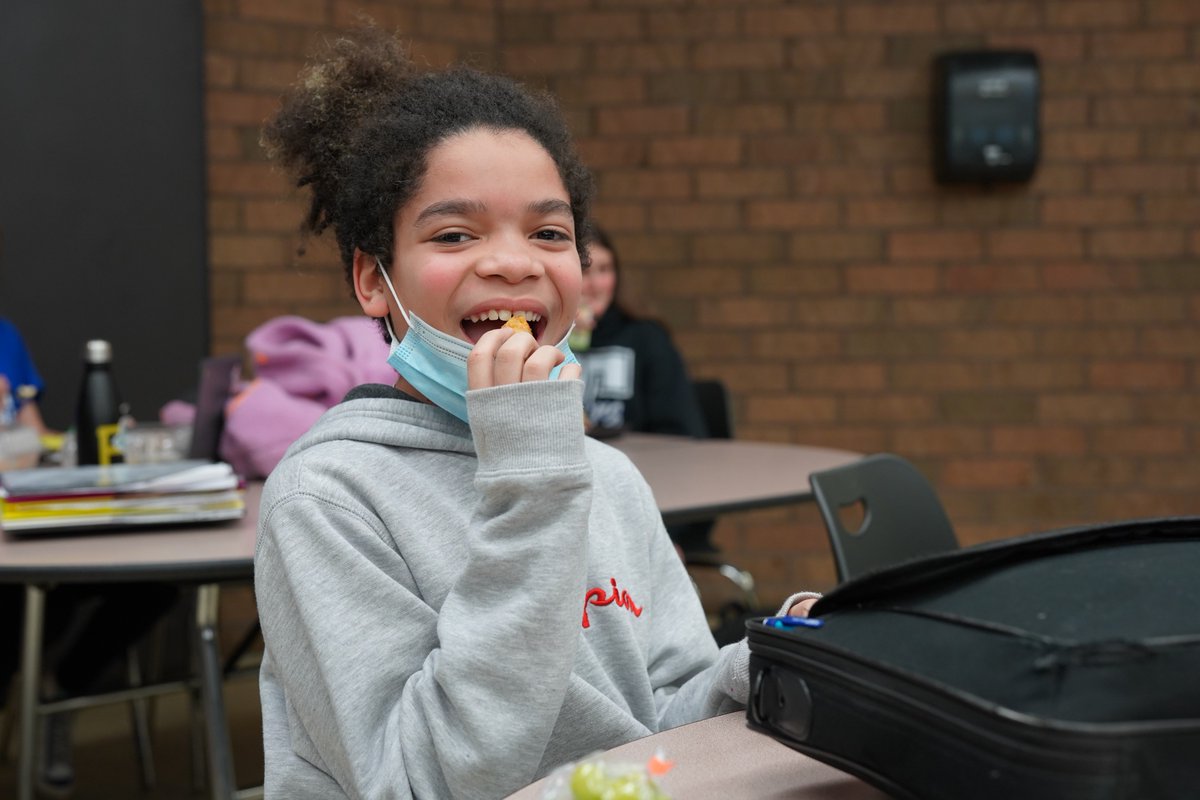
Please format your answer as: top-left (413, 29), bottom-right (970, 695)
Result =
top-left (219, 316), bottom-right (394, 478)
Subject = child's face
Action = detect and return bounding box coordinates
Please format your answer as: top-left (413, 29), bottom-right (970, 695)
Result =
top-left (384, 128), bottom-right (582, 347)
top-left (580, 242), bottom-right (617, 322)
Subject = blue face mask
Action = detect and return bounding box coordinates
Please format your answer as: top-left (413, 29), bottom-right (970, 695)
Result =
top-left (375, 259), bottom-right (578, 423)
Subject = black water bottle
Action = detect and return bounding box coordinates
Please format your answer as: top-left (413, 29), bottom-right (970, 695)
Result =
top-left (75, 339), bottom-right (124, 466)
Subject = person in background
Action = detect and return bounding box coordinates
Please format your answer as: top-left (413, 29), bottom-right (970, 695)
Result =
top-left (254, 26), bottom-right (820, 799)
top-left (573, 226), bottom-right (707, 439)
top-left (1, 226), bottom-right (49, 435)
top-left (0, 316), bottom-right (51, 433)
top-left (575, 228), bottom-right (726, 558)
top-left (0, 316), bottom-right (177, 796)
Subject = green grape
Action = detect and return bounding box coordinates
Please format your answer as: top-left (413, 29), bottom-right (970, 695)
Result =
top-left (569, 762), bottom-right (606, 800)
top-left (568, 762), bottom-right (672, 796)
top-left (603, 774), bottom-right (644, 800)
top-left (569, 761), bottom-right (670, 800)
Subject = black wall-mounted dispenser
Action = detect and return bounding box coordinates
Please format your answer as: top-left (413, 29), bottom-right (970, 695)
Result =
top-left (933, 50), bottom-right (1040, 184)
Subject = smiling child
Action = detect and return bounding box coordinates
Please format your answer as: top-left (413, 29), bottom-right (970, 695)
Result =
top-left (253, 27), bottom-right (817, 800)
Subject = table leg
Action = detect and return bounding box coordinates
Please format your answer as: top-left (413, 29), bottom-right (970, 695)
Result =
top-left (195, 583), bottom-right (235, 800)
top-left (18, 585), bottom-right (45, 800)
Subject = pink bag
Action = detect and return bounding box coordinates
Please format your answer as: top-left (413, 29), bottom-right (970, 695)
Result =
top-left (218, 316), bottom-right (393, 478)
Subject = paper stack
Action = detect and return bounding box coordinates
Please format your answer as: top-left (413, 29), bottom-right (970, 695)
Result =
top-left (0, 460), bottom-right (244, 534)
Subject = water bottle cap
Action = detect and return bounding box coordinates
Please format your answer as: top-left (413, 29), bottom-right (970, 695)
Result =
top-left (85, 339), bottom-right (113, 364)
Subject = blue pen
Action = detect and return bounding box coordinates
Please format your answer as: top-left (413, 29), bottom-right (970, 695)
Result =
top-left (765, 615), bottom-right (824, 629)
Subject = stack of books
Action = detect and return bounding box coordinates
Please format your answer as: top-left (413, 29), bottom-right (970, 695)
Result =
top-left (0, 460), bottom-right (244, 534)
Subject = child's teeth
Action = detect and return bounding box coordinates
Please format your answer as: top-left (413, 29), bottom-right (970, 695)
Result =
top-left (465, 309), bottom-right (541, 323)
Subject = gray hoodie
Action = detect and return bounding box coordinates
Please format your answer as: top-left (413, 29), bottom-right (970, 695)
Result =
top-left (255, 379), bottom-right (754, 799)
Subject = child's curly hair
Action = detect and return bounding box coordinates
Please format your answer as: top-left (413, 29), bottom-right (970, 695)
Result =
top-left (262, 26), bottom-right (594, 291)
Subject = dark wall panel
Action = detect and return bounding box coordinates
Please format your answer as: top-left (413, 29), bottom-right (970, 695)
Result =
top-left (0, 2), bottom-right (207, 430)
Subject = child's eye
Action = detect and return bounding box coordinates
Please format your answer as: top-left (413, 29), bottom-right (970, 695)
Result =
top-left (533, 229), bottom-right (570, 242)
top-left (432, 231), bottom-right (472, 244)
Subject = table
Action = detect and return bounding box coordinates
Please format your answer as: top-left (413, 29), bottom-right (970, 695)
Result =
top-left (504, 710), bottom-right (887, 799)
top-left (0, 482), bottom-right (261, 800)
top-left (610, 433), bottom-right (860, 526)
top-left (1, 437), bottom-right (861, 800)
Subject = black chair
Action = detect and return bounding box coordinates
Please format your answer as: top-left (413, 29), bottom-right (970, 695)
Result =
top-left (187, 353), bottom-right (243, 462)
top-left (186, 355), bottom-right (264, 676)
top-left (809, 453), bottom-right (959, 583)
top-left (692, 379), bottom-right (733, 440)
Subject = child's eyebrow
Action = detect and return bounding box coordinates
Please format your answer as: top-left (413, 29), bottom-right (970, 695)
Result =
top-left (529, 198), bottom-right (573, 218)
top-left (412, 198), bottom-right (572, 226)
top-left (414, 199), bottom-right (485, 225)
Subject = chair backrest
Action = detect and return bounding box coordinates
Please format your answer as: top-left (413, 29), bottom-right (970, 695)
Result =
top-left (809, 453), bottom-right (959, 583)
top-left (187, 354), bottom-right (243, 461)
top-left (692, 379), bottom-right (733, 440)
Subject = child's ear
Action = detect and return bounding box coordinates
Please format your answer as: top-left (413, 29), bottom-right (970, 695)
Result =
top-left (352, 248), bottom-right (391, 318)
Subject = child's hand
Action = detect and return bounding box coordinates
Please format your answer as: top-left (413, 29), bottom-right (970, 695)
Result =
top-left (787, 597), bottom-right (818, 617)
top-left (468, 326), bottom-right (582, 389)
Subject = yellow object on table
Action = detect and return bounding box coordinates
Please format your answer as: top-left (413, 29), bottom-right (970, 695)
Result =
top-left (39, 432), bottom-right (65, 453)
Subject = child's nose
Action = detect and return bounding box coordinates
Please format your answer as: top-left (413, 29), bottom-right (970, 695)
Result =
top-left (475, 236), bottom-right (545, 282)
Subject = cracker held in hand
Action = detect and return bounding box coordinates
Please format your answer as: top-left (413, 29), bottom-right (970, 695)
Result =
top-left (504, 315), bottom-right (532, 334)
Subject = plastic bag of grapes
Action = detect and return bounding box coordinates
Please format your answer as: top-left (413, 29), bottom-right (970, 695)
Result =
top-left (541, 750), bottom-right (673, 800)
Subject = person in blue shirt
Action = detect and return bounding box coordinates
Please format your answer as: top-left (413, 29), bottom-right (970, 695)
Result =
top-left (0, 317), bottom-right (176, 794)
top-left (0, 317), bottom-right (50, 433)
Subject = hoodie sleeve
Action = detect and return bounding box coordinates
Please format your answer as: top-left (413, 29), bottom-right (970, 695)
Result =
top-left (255, 380), bottom-right (593, 800)
top-left (435, 380), bottom-right (594, 796)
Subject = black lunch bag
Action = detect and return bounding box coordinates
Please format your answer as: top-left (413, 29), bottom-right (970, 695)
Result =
top-left (746, 516), bottom-right (1200, 800)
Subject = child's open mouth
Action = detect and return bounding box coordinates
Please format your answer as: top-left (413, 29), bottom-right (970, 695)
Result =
top-left (461, 310), bottom-right (545, 343)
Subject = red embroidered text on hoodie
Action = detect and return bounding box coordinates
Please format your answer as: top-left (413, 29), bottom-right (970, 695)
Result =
top-left (582, 577), bottom-right (643, 629)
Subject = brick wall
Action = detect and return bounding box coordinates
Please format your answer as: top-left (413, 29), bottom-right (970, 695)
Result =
top-left (204, 0), bottom-right (1199, 603)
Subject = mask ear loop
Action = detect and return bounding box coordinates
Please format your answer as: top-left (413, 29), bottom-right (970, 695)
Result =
top-left (375, 258), bottom-right (411, 341)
